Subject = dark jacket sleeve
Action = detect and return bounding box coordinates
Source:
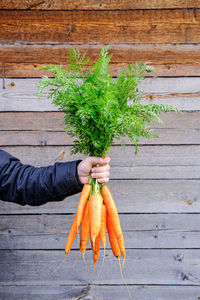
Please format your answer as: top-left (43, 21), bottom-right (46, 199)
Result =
top-left (0, 150), bottom-right (84, 206)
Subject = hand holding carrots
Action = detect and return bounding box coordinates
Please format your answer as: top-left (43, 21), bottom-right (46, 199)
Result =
top-left (77, 156), bottom-right (110, 184)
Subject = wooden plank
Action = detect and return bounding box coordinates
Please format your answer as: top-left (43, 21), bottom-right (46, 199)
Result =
top-left (1, 127), bottom-right (200, 146)
top-left (1, 249), bottom-right (200, 285)
top-left (1, 78), bottom-right (200, 112)
top-left (2, 43), bottom-right (200, 77)
top-left (1, 111), bottom-right (200, 146)
top-left (0, 112), bottom-right (198, 131)
top-left (0, 180), bottom-right (199, 214)
top-left (1, 285), bottom-right (200, 300)
top-left (2, 43), bottom-right (200, 65)
top-left (0, 10), bottom-right (199, 44)
top-left (1, 214), bottom-right (200, 250)
top-left (0, 0), bottom-right (200, 10)
top-left (1, 145), bottom-right (200, 179)
top-left (5, 62), bottom-right (200, 78)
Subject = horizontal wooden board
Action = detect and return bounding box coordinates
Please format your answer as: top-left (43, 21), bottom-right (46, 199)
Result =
top-left (2, 43), bottom-right (200, 77)
top-left (1, 249), bottom-right (200, 285)
top-left (1, 145), bottom-right (200, 179)
top-left (1, 127), bottom-right (200, 146)
top-left (1, 214), bottom-right (200, 250)
top-left (5, 62), bottom-right (200, 78)
top-left (1, 78), bottom-right (200, 111)
top-left (0, 111), bottom-right (199, 131)
top-left (1, 10), bottom-right (200, 44)
top-left (0, 285), bottom-right (200, 300)
top-left (2, 43), bottom-right (200, 65)
top-left (0, 180), bottom-right (199, 214)
top-left (1, 0), bottom-right (200, 10)
top-left (0, 112), bottom-right (199, 146)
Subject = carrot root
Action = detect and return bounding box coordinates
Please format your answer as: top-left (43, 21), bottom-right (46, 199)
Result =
top-left (117, 257), bottom-right (133, 300)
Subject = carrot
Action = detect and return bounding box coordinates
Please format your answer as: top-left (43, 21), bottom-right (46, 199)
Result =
top-left (89, 193), bottom-right (103, 245)
top-left (76, 184), bottom-right (91, 232)
top-left (101, 184), bottom-right (125, 262)
top-left (65, 214), bottom-right (78, 256)
top-left (80, 201), bottom-right (90, 261)
top-left (98, 204), bottom-right (107, 279)
top-left (106, 211), bottom-right (121, 259)
top-left (92, 235), bottom-right (100, 268)
top-left (89, 235), bottom-right (100, 281)
top-left (99, 204), bottom-right (107, 249)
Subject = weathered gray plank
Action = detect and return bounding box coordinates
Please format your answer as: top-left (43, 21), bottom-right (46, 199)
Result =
top-left (1, 249), bottom-right (200, 285)
top-left (1, 285), bottom-right (200, 300)
top-left (1, 145), bottom-right (200, 179)
top-left (0, 111), bottom-right (199, 131)
top-left (0, 180), bottom-right (199, 214)
top-left (1, 111), bottom-right (199, 146)
top-left (1, 214), bottom-right (200, 250)
top-left (1, 128), bottom-right (200, 146)
top-left (1, 78), bottom-right (200, 111)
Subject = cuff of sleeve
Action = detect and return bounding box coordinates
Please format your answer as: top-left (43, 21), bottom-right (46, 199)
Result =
top-left (59, 160), bottom-right (84, 196)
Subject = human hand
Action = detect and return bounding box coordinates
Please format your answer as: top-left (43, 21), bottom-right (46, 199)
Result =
top-left (77, 156), bottom-right (110, 185)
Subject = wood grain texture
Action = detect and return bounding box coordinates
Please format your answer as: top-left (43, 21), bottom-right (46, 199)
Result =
top-left (1, 249), bottom-right (200, 285)
top-left (1, 0), bottom-right (200, 10)
top-left (0, 285), bottom-right (200, 300)
top-left (1, 43), bottom-right (200, 64)
top-left (0, 112), bottom-right (199, 146)
top-left (0, 9), bottom-right (200, 43)
top-left (0, 180), bottom-right (199, 214)
top-left (0, 111), bottom-right (198, 131)
top-left (2, 43), bottom-right (200, 77)
top-left (1, 78), bottom-right (200, 111)
top-left (1, 145), bottom-right (200, 179)
top-left (1, 214), bottom-right (200, 249)
top-left (5, 62), bottom-right (200, 78)
top-left (1, 127), bottom-right (200, 145)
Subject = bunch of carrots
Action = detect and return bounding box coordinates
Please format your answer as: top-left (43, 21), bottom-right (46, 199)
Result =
top-left (65, 177), bottom-right (125, 272)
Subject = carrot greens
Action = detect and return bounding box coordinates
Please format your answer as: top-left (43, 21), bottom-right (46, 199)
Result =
top-left (37, 46), bottom-right (178, 157)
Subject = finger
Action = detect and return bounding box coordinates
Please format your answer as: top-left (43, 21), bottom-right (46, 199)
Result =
top-left (97, 177), bottom-right (109, 184)
top-left (88, 156), bottom-right (110, 166)
top-left (92, 171), bottom-right (110, 179)
top-left (92, 165), bottom-right (110, 173)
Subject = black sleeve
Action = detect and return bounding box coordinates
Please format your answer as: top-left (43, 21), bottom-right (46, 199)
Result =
top-left (0, 150), bottom-right (84, 206)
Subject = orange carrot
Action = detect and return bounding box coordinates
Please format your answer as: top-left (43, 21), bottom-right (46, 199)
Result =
top-left (65, 214), bottom-right (77, 255)
top-left (76, 184), bottom-right (91, 232)
top-left (99, 204), bottom-right (107, 249)
top-left (92, 235), bottom-right (100, 274)
top-left (101, 184), bottom-right (125, 262)
top-left (98, 204), bottom-right (107, 279)
top-left (80, 201), bottom-right (90, 260)
top-left (89, 193), bottom-right (103, 245)
top-left (106, 211), bottom-right (121, 259)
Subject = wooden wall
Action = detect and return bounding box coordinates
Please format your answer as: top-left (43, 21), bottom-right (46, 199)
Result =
top-left (1, 1), bottom-right (200, 299)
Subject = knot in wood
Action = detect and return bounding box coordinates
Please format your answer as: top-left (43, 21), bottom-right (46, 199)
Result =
top-left (187, 199), bottom-right (194, 205)
top-left (174, 253), bottom-right (184, 262)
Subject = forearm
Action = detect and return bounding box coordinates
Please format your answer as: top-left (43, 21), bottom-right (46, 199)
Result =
top-left (0, 150), bottom-right (83, 206)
